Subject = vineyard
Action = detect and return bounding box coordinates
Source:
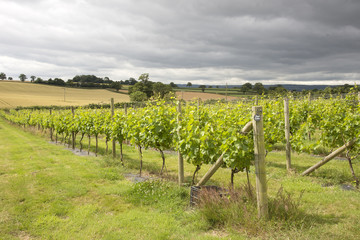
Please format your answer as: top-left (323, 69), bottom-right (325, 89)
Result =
top-left (2, 93), bottom-right (360, 238)
top-left (1, 92), bottom-right (360, 188)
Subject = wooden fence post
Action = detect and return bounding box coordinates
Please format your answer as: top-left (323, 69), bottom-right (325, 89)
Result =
top-left (71, 107), bottom-right (75, 149)
top-left (177, 101), bottom-right (184, 185)
top-left (252, 106), bottom-right (268, 219)
top-left (111, 98), bottom-right (116, 158)
top-left (49, 109), bottom-right (53, 141)
top-left (284, 98), bottom-right (291, 171)
top-left (226, 83), bottom-right (228, 101)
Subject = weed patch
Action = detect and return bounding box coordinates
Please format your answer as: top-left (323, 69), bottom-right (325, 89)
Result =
top-left (195, 184), bottom-right (313, 238)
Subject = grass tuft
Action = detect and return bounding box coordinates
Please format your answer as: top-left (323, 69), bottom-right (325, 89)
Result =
top-left (195, 184), bottom-right (311, 238)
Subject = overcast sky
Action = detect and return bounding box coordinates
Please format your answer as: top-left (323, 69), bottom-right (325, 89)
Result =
top-left (1, 0), bottom-right (360, 85)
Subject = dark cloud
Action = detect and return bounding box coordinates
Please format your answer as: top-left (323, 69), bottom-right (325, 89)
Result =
top-left (0, 0), bottom-right (359, 85)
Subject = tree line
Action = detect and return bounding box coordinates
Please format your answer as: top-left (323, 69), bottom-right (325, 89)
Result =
top-left (185, 81), bottom-right (359, 96)
top-left (1, 71), bottom-right (357, 97)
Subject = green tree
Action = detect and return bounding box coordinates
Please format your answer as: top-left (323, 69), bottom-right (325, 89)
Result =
top-left (30, 75), bottom-right (36, 82)
top-left (103, 77), bottom-right (113, 84)
top-left (169, 82), bottom-right (177, 88)
top-left (129, 82), bottom-right (153, 99)
top-left (19, 74), bottom-right (27, 82)
top-left (240, 82), bottom-right (252, 93)
top-left (199, 85), bottom-right (206, 92)
top-left (0, 72), bottom-right (6, 80)
top-left (138, 73), bottom-right (149, 83)
top-left (128, 73), bottom-right (153, 98)
top-left (186, 82), bottom-right (192, 88)
top-left (269, 85), bottom-right (287, 95)
top-left (8, 77), bottom-right (13, 80)
top-left (153, 82), bottom-right (173, 98)
top-left (130, 91), bottom-right (148, 102)
top-left (253, 82), bottom-right (266, 94)
top-left (324, 86), bottom-right (333, 95)
top-left (128, 77), bottom-right (137, 85)
top-left (111, 82), bottom-right (122, 92)
top-left (34, 77), bottom-right (43, 83)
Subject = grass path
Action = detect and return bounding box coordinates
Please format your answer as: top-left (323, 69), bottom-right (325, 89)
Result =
top-left (0, 118), bottom-right (231, 240)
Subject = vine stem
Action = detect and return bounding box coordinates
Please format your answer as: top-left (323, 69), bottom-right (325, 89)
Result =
top-left (192, 165), bottom-right (201, 185)
top-left (159, 149), bottom-right (167, 175)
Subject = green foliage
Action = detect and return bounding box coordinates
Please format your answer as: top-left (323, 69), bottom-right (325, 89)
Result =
top-left (129, 91), bottom-right (148, 102)
top-left (240, 82), bottom-right (252, 93)
top-left (110, 81), bottom-right (122, 91)
top-left (152, 82), bottom-right (173, 99)
top-left (3, 94), bottom-right (360, 185)
top-left (30, 75), bottom-right (36, 82)
top-left (0, 72), bottom-right (6, 80)
top-left (128, 74), bottom-right (173, 101)
top-left (19, 73), bottom-right (27, 82)
top-left (199, 85), bottom-right (206, 92)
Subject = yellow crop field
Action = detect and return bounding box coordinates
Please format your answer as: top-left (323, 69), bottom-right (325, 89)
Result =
top-left (0, 81), bottom-right (130, 108)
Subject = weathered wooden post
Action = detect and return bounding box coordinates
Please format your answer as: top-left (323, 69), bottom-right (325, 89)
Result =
top-left (111, 98), bottom-right (116, 158)
top-left (252, 106), bottom-right (268, 218)
top-left (284, 98), bottom-right (291, 171)
top-left (177, 101), bottom-right (184, 185)
top-left (71, 107), bottom-right (75, 149)
top-left (308, 93), bottom-right (312, 140)
top-left (49, 109), bottom-right (53, 141)
top-left (226, 83), bottom-right (228, 101)
top-left (124, 103), bottom-right (128, 116)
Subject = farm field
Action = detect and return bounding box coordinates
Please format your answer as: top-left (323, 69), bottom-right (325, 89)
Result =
top-left (0, 81), bottom-right (130, 108)
top-left (175, 87), bottom-right (248, 97)
top-left (1, 98), bottom-right (360, 239)
top-left (0, 81), bottom-right (243, 109)
top-left (175, 90), bottom-right (239, 101)
top-left (118, 88), bottom-right (240, 101)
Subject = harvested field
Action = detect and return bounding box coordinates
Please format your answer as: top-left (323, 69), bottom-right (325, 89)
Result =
top-left (0, 81), bottom-right (130, 108)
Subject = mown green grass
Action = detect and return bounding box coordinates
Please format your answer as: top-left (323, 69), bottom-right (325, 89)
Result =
top-left (1, 118), bottom-right (360, 239)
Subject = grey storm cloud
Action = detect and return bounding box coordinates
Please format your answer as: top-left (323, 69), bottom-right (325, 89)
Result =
top-left (0, 0), bottom-right (359, 85)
